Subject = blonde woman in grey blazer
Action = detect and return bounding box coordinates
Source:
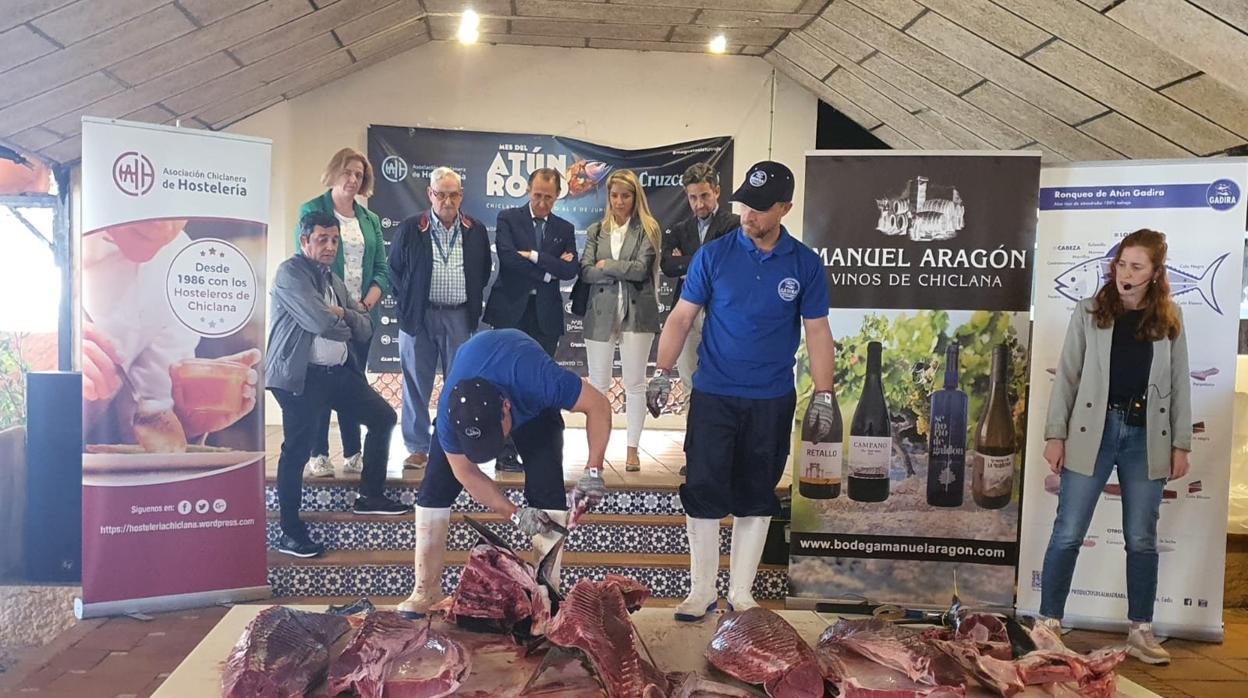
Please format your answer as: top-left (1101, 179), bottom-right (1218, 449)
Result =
top-left (581, 170), bottom-right (661, 471)
top-left (1039, 229), bottom-right (1191, 665)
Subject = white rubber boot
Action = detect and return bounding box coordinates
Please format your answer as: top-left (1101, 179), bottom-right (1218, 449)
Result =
top-left (397, 506), bottom-right (451, 618)
top-left (531, 509), bottom-right (570, 593)
top-left (674, 517), bottom-right (721, 622)
top-left (727, 516), bottom-right (771, 612)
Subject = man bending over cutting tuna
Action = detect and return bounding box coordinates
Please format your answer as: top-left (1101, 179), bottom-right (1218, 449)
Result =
top-left (398, 328), bottom-right (612, 617)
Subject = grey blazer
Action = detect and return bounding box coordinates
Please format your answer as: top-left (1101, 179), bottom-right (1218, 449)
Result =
top-left (1044, 298), bottom-right (1191, 481)
top-left (579, 218), bottom-right (660, 341)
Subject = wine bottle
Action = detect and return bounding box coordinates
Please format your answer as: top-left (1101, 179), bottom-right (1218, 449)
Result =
top-left (847, 341), bottom-right (891, 503)
top-left (927, 343), bottom-right (968, 507)
top-left (799, 391), bottom-right (843, 499)
top-left (972, 344), bottom-right (1016, 509)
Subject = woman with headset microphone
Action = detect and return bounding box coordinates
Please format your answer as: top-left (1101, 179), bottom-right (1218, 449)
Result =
top-left (1038, 229), bottom-right (1192, 664)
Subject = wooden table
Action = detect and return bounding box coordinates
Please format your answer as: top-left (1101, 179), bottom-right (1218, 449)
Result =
top-left (155, 604), bottom-right (1159, 697)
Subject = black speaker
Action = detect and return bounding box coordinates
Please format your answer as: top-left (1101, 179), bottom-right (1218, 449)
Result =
top-left (24, 371), bottom-right (82, 582)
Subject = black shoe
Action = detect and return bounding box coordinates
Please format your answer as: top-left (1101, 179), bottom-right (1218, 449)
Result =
top-left (277, 534), bottom-right (325, 558)
top-left (496, 449), bottom-right (524, 473)
top-left (353, 495), bottom-right (413, 516)
top-left (679, 466), bottom-right (687, 477)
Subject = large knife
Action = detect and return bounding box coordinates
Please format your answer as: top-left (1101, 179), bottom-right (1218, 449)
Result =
top-left (462, 515), bottom-right (520, 556)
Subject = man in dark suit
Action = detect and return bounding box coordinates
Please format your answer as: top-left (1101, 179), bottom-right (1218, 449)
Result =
top-left (484, 168), bottom-right (579, 356)
top-left (660, 163), bottom-right (740, 438)
top-left (389, 166), bottom-right (492, 469)
top-left (483, 168), bottom-right (578, 471)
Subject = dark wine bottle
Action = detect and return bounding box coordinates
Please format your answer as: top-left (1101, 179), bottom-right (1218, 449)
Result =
top-left (847, 341), bottom-right (891, 503)
top-left (972, 344), bottom-right (1016, 510)
top-left (927, 343), bottom-right (968, 507)
top-left (799, 391), bottom-right (843, 499)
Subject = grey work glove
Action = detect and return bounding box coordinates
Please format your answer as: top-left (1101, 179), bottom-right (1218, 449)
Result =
top-left (571, 467), bottom-right (607, 509)
top-left (802, 391), bottom-right (837, 443)
top-left (511, 507), bottom-right (555, 537)
top-left (646, 368), bottom-right (673, 418)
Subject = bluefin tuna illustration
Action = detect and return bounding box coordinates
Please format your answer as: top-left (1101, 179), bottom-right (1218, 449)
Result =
top-left (1190, 367), bottom-right (1220, 381)
top-left (1053, 244), bottom-right (1228, 314)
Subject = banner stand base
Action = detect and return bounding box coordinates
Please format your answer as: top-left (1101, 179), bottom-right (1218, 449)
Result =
top-left (785, 596), bottom-right (1014, 617)
top-left (1017, 607), bottom-right (1224, 643)
top-left (74, 585), bottom-right (271, 620)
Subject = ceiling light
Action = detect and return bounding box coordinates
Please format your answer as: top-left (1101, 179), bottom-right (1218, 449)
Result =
top-left (709, 34), bottom-right (727, 54)
top-left (458, 9), bottom-right (480, 44)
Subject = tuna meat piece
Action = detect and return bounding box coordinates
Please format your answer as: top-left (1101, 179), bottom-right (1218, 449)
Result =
top-left (705, 608), bottom-right (825, 698)
top-left (818, 618), bottom-right (964, 687)
top-left (325, 611), bottom-right (431, 698)
top-left (437, 543), bottom-right (552, 637)
top-left (818, 638), bottom-right (966, 698)
top-left (221, 606), bottom-right (351, 698)
top-left (383, 630), bottom-right (472, 698)
top-left (546, 577), bottom-right (669, 698)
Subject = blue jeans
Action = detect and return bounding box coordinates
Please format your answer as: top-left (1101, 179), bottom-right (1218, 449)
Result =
top-left (399, 306), bottom-right (473, 454)
top-left (1040, 411), bottom-right (1166, 622)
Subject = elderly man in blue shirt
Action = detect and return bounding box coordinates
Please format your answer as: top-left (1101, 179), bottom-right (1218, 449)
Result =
top-left (647, 161), bottom-right (838, 620)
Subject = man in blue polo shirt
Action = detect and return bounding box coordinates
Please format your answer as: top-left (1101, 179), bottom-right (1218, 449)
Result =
top-left (647, 160), bottom-right (838, 621)
top-left (397, 329), bottom-right (612, 617)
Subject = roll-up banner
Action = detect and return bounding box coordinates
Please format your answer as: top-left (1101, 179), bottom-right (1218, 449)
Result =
top-left (1017, 158), bottom-right (1248, 642)
top-left (366, 125), bottom-right (733, 374)
top-left (78, 118), bottom-right (270, 617)
top-left (789, 150), bottom-right (1041, 611)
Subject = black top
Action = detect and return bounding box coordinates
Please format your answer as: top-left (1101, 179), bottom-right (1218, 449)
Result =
top-left (1108, 309), bottom-right (1153, 404)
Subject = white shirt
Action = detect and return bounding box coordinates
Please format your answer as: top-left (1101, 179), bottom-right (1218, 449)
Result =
top-left (82, 231), bottom-right (200, 412)
top-left (608, 218), bottom-right (628, 321)
top-left (335, 211), bottom-right (365, 303)
top-left (308, 280), bottom-right (349, 366)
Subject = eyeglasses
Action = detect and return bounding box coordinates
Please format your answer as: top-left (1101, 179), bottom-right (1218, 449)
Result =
top-left (430, 190), bottom-right (463, 201)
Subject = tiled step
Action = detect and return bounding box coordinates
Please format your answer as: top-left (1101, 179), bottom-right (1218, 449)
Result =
top-left (254, 596), bottom-right (787, 610)
top-left (266, 512), bottom-right (734, 555)
top-left (266, 550), bottom-right (790, 601)
top-left (267, 471), bottom-right (786, 517)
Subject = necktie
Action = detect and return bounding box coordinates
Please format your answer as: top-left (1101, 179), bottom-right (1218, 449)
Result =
top-left (534, 218), bottom-right (545, 249)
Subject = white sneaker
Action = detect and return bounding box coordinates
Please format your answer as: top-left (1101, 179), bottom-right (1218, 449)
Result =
top-left (305, 454), bottom-right (334, 478)
top-left (1126, 623), bottom-right (1171, 665)
top-left (342, 453), bottom-right (363, 474)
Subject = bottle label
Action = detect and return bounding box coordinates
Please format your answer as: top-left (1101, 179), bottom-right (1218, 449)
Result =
top-left (976, 452), bottom-right (1015, 492)
top-left (848, 436), bottom-right (891, 478)
top-left (801, 441), bottom-right (842, 485)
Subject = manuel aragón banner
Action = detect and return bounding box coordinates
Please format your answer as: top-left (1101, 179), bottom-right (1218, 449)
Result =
top-left (366, 125), bottom-right (733, 374)
top-left (78, 118), bottom-right (270, 618)
top-left (789, 150), bottom-right (1040, 612)
top-left (1016, 158), bottom-right (1248, 642)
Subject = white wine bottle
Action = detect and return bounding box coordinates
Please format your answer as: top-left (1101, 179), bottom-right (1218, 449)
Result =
top-left (847, 341), bottom-right (891, 503)
top-left (972, 344), bottom-right (1015, 509)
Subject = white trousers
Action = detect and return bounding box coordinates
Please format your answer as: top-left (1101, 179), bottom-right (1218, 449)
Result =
top-left (585, 329), bottom-right (655, 448)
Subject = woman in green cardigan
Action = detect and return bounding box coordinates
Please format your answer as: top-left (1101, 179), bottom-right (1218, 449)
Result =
top-left (295, 147), bottom-right (390, 478)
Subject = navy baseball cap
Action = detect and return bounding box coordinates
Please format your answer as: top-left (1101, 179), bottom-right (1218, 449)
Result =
top-left (448, 378), bottom-right (505, 464)
top-left (731, 160), bottom-right (795, 211)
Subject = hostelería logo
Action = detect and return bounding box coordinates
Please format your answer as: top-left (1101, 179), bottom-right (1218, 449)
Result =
top-left (112, 151), bottom-right (155, 196)
top-left (381, 156), bottom-right (408, 183)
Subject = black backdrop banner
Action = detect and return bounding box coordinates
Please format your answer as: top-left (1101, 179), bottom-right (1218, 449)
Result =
top-left (366, 125), bottom-right (733, 373)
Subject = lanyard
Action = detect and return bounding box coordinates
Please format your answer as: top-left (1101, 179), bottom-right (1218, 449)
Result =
top-left (431, 224), bottom-right (459, 264)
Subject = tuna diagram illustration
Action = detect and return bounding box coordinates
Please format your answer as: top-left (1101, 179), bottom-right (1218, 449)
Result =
top-left (1053, 244), bottom-right (1228, 314)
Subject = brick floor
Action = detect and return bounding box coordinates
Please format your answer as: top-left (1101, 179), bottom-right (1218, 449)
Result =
top-left (1, 605), bottom-right (1246, 697)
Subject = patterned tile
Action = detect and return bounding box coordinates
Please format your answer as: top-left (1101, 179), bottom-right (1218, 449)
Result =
top-left (267, 484), bottom-right (689, 516)
top-left (268, 563), bottom-right (789, 600)
top-left (267, 520), bottom-right (734, 555)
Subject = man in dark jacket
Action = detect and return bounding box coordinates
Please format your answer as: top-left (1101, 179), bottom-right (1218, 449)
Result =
top-left (483, 168), bottom-right (578, 357)
top-left (660, 162), bottom-right (739, 431)
top-left (267, 211), bottom-right (412, 558)
top-left (389, 167), bottom-right (492, 469)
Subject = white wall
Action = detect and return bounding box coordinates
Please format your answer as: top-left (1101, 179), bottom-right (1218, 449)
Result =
top-left (226, 40), bottom-right (818, 424)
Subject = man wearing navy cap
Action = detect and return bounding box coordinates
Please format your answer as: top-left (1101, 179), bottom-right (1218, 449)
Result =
top-left (397, 328), bottom-right (613, 616)
top-left (647, 160), bottom-right (838, 620)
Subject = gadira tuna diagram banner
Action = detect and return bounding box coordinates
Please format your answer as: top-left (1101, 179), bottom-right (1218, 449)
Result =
top-left (790, 151), bottom-right (1040, 612)
top-left (79, 118), bottom-right (270, 618)
top-left (1017, 158), bottom-right (1248, 642)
